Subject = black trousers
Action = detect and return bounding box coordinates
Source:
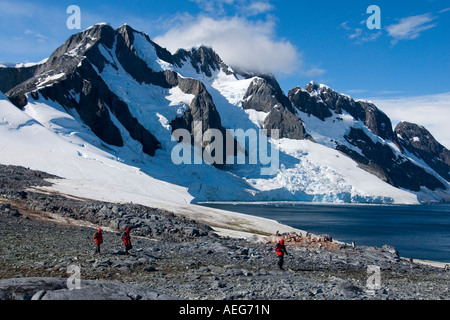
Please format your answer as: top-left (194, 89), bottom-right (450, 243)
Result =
top-left (95, 244), bottom-right (101, 254)
top-left (277, 255), bottom-right (284, 269)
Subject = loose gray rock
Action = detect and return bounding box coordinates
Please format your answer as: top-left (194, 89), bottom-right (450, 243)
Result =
top-left (31, 290), bottom-right (47, 300)
top-left (0, 164), bottom-right (449, 301)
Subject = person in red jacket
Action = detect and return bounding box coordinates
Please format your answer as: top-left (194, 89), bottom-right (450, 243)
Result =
top-left (94, 228), bottom-right (103, 255)
top-left (122, 226), bottom-right (132, 255)
top-left (275, 239), bottom-right (288, 270)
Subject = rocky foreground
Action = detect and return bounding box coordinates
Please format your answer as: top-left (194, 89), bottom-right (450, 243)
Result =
top-left (0, 164), bottom-right (449, 301)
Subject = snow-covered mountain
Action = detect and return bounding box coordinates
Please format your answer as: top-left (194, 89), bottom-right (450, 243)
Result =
top-left (0, 23), bottom-right (449, 205)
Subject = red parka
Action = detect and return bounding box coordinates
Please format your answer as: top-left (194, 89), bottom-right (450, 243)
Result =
top-left (122, 227), bottom-right (131, 246)
top-left (275, 239), bottom-right (287, 256)
top-left (94, 228), bottom-right (103, 245)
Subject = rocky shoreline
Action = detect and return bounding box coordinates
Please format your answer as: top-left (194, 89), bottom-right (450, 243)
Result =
top-left (0, 164), bottom-right (449, 300)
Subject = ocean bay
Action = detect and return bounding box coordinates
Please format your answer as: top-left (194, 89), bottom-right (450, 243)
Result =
top-left (202, 202), bottom-right (450, 263)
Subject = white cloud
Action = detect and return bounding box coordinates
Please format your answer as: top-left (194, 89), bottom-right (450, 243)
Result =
top-left (246, 1), bottom-right (274, 16)
top-left (189, 0), bottom-right (273, 16)
top-left (340, 21), bottom-right (351, 30)
top-left (155, 0), bottom-right (302, 76)
top-left (24, 29), bottom-right (50, 42)
top-left (154, 16), bottom-right (302, 76)
top-left (340, 22), bottom-right (381, 44)
top-left (189, 0), bottom-right (235, 14)
top-left (386, 13), bottom-right (437, 44)
top-left (302, 67), bottom-right (326, 78)
top-left (346, 89), bottom-right (405, 96)
top-left (371, 93), bottom-right (450, 149)
top-left (348, 28), bottom-right (362, 39)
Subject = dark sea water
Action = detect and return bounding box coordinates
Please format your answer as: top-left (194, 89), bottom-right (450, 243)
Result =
top-left (201, 202), bottom-right (450, 263)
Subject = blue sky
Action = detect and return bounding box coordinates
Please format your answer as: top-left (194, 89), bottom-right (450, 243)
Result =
top-left (0, 0), bottom-right (449, 146)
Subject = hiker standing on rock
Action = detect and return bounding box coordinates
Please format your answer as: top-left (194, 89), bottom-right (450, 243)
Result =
top-left (275, 239), bottom-right (288, 270)
top-left (94, 228), bottom-right (103, 255)
top-left (122, 226), bottom-right (132, 255)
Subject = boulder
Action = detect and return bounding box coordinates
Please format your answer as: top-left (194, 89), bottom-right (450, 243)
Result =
top-left (381, 244), bottom-right (399, 257)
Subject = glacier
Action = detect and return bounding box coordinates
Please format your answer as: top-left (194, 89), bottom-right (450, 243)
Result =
top-left (0, 24), bottom-right (448, 208)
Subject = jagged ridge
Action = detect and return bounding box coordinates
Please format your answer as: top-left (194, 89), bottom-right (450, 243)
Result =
top-left (0, 23), bottom-right (448, 203)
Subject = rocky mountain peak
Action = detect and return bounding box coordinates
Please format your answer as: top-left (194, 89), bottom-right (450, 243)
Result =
top-left (293, 82), bottom-right (395, 141)
top-left (173, 45), bottom-right (232, 77)
top-left (116, 24), bottom-right (175, 67)
top-left (305, 80), bottom-right (321, 93)
top-left (290, 81), bottom-right (449, 192)
top-left (48, 22), bottom-right (115, 66)
top-left (0, 24), bottom-right (448, 202)
top-left (3, 23), bottom-right (117, 102)
top-left (395, 121), bottom-right (450, 181)
top-left (395, 121), bottom-right (444, 154)
top-left (242, 76), bottom-right (306, 140)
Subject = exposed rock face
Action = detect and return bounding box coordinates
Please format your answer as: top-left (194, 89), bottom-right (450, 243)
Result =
top-left (170, 77), bottom-right (234, 166)
top-left (173, 45), bottom-right (232, 77)
top-left (395, 121), bottom-right (450, 181)
top-left (4, 24), bottom-right (161, 155)
top-left (3, 24), bottom-right (242, 160)
top-left (290, 81), bottom-right (448, 192)
top-left (341, 127), bottom-right (445, 191)
top-left (36, 61), bottom-right (125, 148)
top-left (301, 82), bottom-right (395, 141)
top-left (356, 100), bottom-right (395, 142)
top-left (3, 24), bottom-right (231, 158)
top-left (289, 86), bottom-right (332, 121)
top-left (243, 78), bottom-right (280, 113)
top-left (243, 77), bottom-right (306, 140)
top-left (263, 107), bottom-right (306, 140)
top-left (6, 24), bottom-right (112, 99)
top-left (1, 164), bottom-right (450, 301)
top-left (172, 77), bottom-right (225, 137)
top-left (0, 24), bottom-right (448, 198)
top-left (117, 24), bottom-right (175, 70)
top-left (0, 64), bottom-right (40, 94)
